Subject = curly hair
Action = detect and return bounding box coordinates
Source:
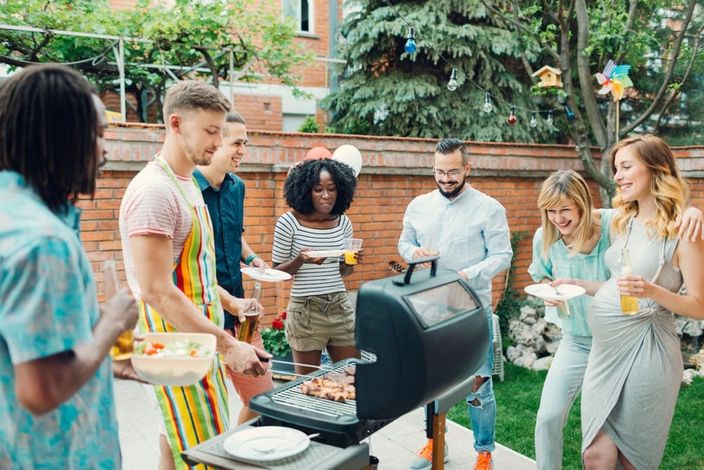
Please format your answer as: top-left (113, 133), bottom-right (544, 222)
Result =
top-left (284, 159), bottom-right (357, 215)
top-left (610, 134), bottom-right (688, 238)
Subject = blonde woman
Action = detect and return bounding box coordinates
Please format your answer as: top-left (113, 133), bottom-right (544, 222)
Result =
top-left (530, 168), bottom-right (702, 470)
top-left (575, 135), bottom-right (704, 469)
top-left (529, 170), bottom-right (614, 470)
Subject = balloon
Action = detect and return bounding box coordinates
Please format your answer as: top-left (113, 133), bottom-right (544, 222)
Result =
top-left (304, 146), bottom-right (332, 161)
top-left (332, 144), bottom-right (363, 177)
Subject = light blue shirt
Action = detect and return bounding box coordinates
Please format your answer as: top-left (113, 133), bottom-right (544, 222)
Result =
top-left (398, 185), bottom-right (513, 309)
top-left (528, 208), bottom-right (614, 337)
top-left (0, 171), bottom-right (120, 469)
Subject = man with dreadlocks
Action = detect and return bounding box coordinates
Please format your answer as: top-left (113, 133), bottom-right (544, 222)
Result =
top-left (0, 64), bottom-right (138, 469)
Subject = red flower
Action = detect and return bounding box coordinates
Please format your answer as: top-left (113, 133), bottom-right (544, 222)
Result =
top-left (272, 318), bottom-right (284, 330)
top-left (280, 311), bottom-right (287, 320)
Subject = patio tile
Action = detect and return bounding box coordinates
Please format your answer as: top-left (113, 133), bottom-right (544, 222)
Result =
top-left (116, 379), bottom-right (535, 469)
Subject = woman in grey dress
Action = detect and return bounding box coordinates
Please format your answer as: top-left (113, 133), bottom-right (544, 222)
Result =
top-left (576, 135), bottom-right (704, 469)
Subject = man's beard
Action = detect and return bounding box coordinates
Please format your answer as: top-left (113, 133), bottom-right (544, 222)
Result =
top-left (437, 180), bottom-right (465, 199)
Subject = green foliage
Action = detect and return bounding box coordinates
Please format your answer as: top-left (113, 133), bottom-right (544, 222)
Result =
top-left (298, 116), bottom-right (321, 133)
top-left (322, 0), bottom-right (553, 141)
top-left (494, 230), bottom-right (528, 335)
top-left (261, 312), bottom-right (291, 357)
top-left (449, 363), bottom-right (704, 469)
top-left (0, 0), bottom-right (311, 122)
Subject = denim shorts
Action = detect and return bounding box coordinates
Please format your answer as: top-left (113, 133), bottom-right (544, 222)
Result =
top-left (285, 291), bottom-right (356, 351)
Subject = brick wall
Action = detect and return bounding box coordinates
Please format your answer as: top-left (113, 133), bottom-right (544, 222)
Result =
top-left (230, 95), bottom-right (283, 132)
top-left (87, 126), bottom-right (704, 325)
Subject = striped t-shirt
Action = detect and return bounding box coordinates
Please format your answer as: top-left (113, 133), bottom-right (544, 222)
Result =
top-left (119, 159), bottom-right (203, 298)
top-left (272, 211), bottom-right (353, 297)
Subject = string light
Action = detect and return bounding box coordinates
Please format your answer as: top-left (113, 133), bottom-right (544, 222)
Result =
top-left (564, 105), bottom-right (575, 121)
top-left (482, 93), bottom-right (493, 113)
top-left (530, 113), bottom-right (538, 128)
top-left (384, 0), bottom-right (566, 132)
top-left (447, 68), bottom-right (459, 91)
top-left (507, 106), bottom-right (517, 125)
top-left (404, 27), bottom-right (417, 54)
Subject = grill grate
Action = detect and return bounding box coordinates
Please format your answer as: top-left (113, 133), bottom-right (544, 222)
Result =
top-left (269, 365), bottom-right (357, 419)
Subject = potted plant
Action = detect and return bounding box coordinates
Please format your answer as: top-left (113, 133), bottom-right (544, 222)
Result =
top-left (261, 311), bottom-right (293, 373)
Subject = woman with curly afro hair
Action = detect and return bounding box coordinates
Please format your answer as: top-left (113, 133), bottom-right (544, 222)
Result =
top-left (272, 158), bottom-right (360, 374)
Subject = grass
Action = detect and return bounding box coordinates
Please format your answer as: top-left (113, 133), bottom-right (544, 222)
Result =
top-left (447, 363), bottom-right (704, 469)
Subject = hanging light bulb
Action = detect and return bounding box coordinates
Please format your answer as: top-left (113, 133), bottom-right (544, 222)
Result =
top-left (564, 105), bottom-right (575, 121)
top-left (482, 93), bottom-right (493, 113)
top-left (530, 113), bottom-right (538, 128)
top-left (447, 68), bottom-right (459, 91)
top-left (404, 27), bottom-right (417, 54)
top-left (547, 110), bottom-right (554, 129)
top-left (507, 106), bottom-right (517, 125)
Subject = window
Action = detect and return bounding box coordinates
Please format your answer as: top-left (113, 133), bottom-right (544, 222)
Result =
top-left (283, 0), bottom-right (314, 34)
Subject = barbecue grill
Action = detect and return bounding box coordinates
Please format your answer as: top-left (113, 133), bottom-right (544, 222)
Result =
top-left (184, 256), bottom-right (490, 468)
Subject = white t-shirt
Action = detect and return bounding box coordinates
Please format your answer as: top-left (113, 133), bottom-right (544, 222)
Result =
top-left (119, 160), bottom-right (204, 298)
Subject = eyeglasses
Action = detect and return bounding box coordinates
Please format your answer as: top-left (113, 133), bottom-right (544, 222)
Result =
top-left (432, 168), bottom-right (464, 178)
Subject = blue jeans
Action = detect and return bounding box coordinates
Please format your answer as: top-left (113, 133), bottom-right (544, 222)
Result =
top-left (422, 307), bottom-right (496, 452)
top-left (465, 306), bottom-right (495, 453)
top-left (534, 334), bottom-right (591, 469)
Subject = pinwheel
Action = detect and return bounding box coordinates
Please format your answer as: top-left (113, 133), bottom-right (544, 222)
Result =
top-left (595, 60), bottom-right (633, 102)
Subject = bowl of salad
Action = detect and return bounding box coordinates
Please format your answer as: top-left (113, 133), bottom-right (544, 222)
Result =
top-left (131, 332), bottom-right (216, 386)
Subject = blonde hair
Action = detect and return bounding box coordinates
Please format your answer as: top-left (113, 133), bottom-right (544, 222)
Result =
top-left (163, 80), bottom-right (230, 118)
top-left (537, 169), bottom-right (598, 257)
top-left (610, 134), bottom-right (688, 238)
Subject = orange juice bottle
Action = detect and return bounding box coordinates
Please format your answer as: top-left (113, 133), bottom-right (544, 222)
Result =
top-left (620, 248), bottom-right (639, 315)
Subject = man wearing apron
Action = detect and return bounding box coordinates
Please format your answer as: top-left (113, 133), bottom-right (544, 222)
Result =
top-left (119, 80), bottom-right (269, 469)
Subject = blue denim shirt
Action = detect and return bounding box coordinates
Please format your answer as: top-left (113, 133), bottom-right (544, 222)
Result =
top-left (194, 169), bottom-right (245, 328)
top-left (0, 171), bottom-right (120, 469)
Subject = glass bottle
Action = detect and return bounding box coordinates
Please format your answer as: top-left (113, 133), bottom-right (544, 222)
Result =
top-left (620, 248), bottom-right (639, 315)
top-left (106, 260), bottom-right (134, 359)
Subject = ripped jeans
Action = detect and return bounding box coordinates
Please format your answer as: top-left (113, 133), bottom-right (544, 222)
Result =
top-left (465, 306), bottom-right (496, 453)
top-left (422, 307), bottom-right (496, 453)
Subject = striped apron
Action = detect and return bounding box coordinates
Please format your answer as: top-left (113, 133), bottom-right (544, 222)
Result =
top-left (137, 156), bottom-right (229, 469)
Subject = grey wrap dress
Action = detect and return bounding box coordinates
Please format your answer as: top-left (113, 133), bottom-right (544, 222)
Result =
top-left (581, 218), bottom-right (683, 469)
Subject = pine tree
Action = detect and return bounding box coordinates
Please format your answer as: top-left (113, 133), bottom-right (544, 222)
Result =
top-left (322, 0), bottom-right (554, 142)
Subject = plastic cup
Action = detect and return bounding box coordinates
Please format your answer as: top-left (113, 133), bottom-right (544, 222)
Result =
top-left (343, 238), bottom-right (363, 265)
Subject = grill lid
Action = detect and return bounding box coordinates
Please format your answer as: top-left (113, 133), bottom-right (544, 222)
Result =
top-left (354, 257), bottom-right (489, 419)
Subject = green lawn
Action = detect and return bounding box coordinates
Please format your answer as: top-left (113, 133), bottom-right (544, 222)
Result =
top-left (447, 363), bottom-right (704, 470)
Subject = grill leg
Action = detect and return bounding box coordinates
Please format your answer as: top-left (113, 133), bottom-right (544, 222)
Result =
top-left (431, 412), bottom-right (446, 470)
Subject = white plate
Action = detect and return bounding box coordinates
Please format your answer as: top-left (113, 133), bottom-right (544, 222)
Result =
top-left (305, 249), bottom-right (345, 258)
top-left (241, 267), bottom-right (292, 282)
top-left (524, 283), bottom-right (585, 301)
top-left (223, 426), bottom-right (310, 463)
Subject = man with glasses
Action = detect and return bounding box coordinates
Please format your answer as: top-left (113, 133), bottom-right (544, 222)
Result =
top-left (398, 138), bottom-right (512, 470)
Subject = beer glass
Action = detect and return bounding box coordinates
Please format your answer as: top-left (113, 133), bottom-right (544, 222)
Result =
top-left (106, 260), bottom-right (134, 360)
top-left (238, 282), bottom-right (262, 343)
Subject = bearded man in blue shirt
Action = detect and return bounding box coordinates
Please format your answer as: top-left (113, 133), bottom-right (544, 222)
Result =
top-left (399, 138), bottom-right (513, 470)
top-left (194, 112), bottom-right (273, 424)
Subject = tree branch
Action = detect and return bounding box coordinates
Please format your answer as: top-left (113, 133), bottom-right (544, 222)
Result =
top-left (575, 0), bottom-right (607, 148)
top-left (621, 0), bottom-right (697, 135)
top-left (654, 34), bottom-right (701, 131)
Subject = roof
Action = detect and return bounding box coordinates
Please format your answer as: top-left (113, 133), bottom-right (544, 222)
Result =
top-left (531, 65), bottom-right (562, 77)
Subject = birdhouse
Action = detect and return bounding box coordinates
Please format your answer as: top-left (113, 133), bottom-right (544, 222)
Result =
top-left (532, 66), bottom-right (563, 89)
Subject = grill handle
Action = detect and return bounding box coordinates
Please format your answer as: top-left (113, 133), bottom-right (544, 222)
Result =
top-left (393, 255), bottom-right (439, 286)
